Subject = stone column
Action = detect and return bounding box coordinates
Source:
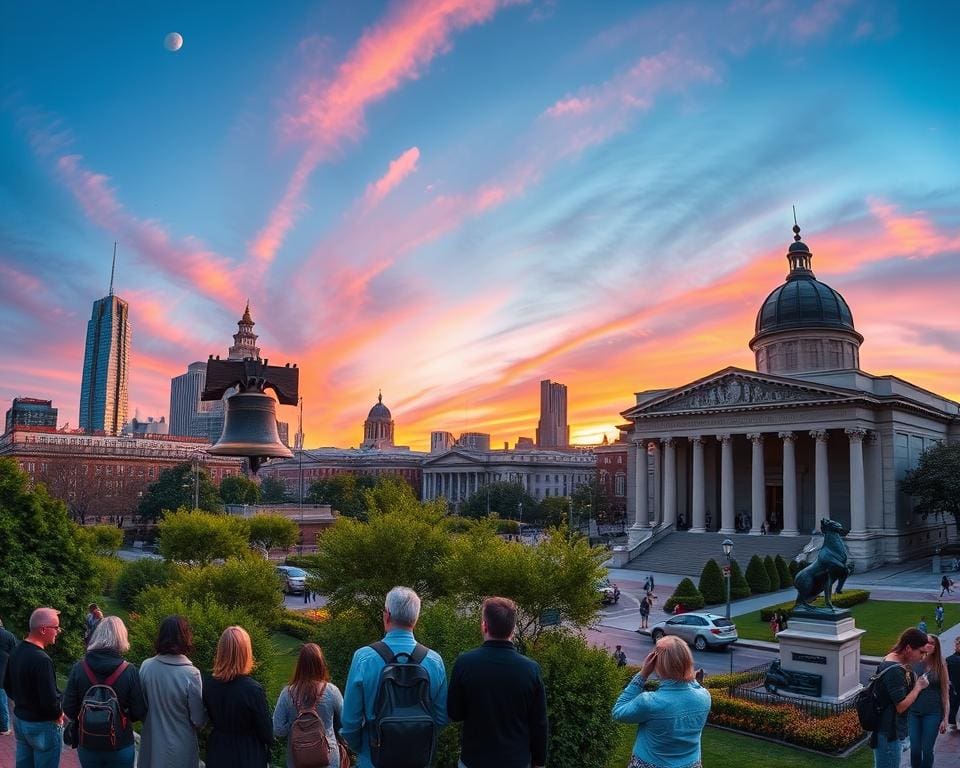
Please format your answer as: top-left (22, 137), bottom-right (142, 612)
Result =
top-left (811, 430), bottom-right (830, 524)
top-left (689, 436), bottom-right (705, 532)
top-left (779, 432), bottom-right (799, 536)
top-left (662, 438), bottom-right (677, 527)
top-left (846, 428), bottom-right (867, 534)
top-left (650, 441), bottom-right (662, 526)
top-left (865, 431), bottom-right (882, 528)
top-left (718, 434), bottom-right (735, 534)
top-left (748, 433), bottom-right (765, 534)
top-left (634, 440), bottom-right (649, 528)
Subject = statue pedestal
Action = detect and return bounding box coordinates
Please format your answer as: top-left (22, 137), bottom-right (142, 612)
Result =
top-left (775, 616), bottom-right (865, 703)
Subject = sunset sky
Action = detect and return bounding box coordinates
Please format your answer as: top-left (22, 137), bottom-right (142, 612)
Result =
top-left (2, 0), bottom-right (958, 451)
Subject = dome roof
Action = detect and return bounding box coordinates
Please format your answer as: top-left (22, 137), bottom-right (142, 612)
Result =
top-left (366, 391), bottom-right (392, 421)
top-left (752, 228), bottom-right (860, 342)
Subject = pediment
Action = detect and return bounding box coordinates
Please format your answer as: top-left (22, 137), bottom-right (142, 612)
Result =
top-left (423, 449), bottom-right (486, 467)
top-left (628, 369), bottom-right (858, 417)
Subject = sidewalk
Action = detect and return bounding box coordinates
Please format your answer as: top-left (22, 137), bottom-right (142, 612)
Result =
top-left (0, 725), bottom-right (81, 767)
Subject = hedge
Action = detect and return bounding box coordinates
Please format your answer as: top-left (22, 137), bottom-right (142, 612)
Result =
top-left (763, 555), bottom-right (780, 590)
top-left (774, 554), bottom-right (793, 589)
top-left (276, 612), bottom-right (326, 642)
top-left (92, 555), bottom-right (124, 597)
top-left (698, 559), bottom-right (726, 605)
top-left (759, 589), bottom-right (871, 622)
top-left (115, 557), bottom-right (176, 609)
top-left (729, 559), bottom-right (751, 600)
top-left (745, 555), bottom-right (771, 593)
top-left (664, 578), bottom-right (705, 612)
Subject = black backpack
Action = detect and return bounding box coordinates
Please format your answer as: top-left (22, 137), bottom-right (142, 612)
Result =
top-left (856, 663), bottom-right (903, 731)
top-left (367, 641), bottom-right (436, 768)
top-left (78, 659), bottom-right (129, 750)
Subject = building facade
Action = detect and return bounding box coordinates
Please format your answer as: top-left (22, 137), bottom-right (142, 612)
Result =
top-left (169, 361), bottom-right (208, 436)
top-left (362, 392), bottom-right (395, 449)
top-left (618, 226), bottom-right (960, 571)
top-left (79, 291), bottom-right (131, 436)
top-left (536, 379), bottom-right (569, 448)
top-left (594, 441), bottom-right (629, 523)
top-left (5, 398), bottom-right (58, 433)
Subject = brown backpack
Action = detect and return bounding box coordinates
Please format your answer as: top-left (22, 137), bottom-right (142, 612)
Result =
top-left (290, 684), bottom-right (330, 768)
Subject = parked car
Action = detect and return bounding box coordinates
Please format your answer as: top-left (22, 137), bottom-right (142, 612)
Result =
top-left (597, 578), bottom-right (621, 605)
top-left (276, 565), bottom-right (308, 595)
top-left (649, 612), bottom-right (738, 651)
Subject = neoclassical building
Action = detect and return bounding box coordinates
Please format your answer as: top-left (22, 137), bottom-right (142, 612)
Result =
top-left (618, 226), bottom-right (959, 571)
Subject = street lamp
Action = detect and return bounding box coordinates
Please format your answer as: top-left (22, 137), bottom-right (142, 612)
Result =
top-left (722, 538), bottom-right (733, 619)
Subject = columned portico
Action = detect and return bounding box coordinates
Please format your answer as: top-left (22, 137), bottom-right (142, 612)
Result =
top-left (748, 433), bottom-right (765, 534)
top-left (846, 428), bottom-right (867, 535)
top-left (689, 436), bottom-right (706, 533)
top-left (779, 431), bottom-right (799, 536)
top-left (634, 440), bottom-right (649, 529)
top-left (662, 438), bottom-right (677, 527)
top-left (649, 440), bottom-right (662, 527)
top-left (718, 434), bottom-right (735, 534)
top-left (811, 429), bottom-right (830, 522)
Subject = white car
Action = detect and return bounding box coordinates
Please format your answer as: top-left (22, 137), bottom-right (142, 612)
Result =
top-left (650, 612), bottom-right (738, 651)
top-left (276, 565), bottom-right (308, 595)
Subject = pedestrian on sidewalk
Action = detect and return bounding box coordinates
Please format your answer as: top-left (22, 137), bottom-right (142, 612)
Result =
top-left (936, 603), bottom-right (945, 631)
top-left (909, 633), bottom-right (948, 768)
top-left (637, 596), bottom-right (651, 631)
top-left (941, 575), bottom-right (953, 598)
top-left (946, 637), bottom-right (960, 731)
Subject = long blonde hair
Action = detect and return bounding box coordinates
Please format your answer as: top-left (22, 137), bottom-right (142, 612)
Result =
top-left (212, 626), bottom-right (254, 682)
top-left (924, 634), bottom-right (949, 704)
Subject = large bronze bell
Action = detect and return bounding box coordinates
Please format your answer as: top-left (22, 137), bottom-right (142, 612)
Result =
top-left (207, 391), bottom-right (292, 472)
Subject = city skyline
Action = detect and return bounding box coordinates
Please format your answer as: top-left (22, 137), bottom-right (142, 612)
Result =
top-left (2, 1), bottom-right (958, 451)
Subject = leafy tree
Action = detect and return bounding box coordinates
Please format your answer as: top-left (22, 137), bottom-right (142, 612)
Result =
top-left (745, 554), bottom-right (772, 594)
top-left (40, 460), bottom-right (105, 525)
top-left (259, 475), bottom-right (292, 504)
top-left (570, 480), bottom-right (609, 525)
top-left (78, 523), bottom-right (124, 555)
top-left (698, 559), bottom-right (726, 605)
top-left (157, 508), bottom-right (250, 565)
top-left (362, 475), bottom-right (437, 518)
top-left (116, 557), bottom-right (176, 609)
top-left (536, 496), bottom-right (571, 528)
top-left (775, 554), bottom-right (794, 589)
top-left (729, 558), bottom-right (751, 599)
top-left (902, 443), bottom-right (960, 531)
top-left (764, 555), bottom-right (781, 590)
top-left (0, 458), bottom-right (98, 659)
top-left (137, 463), bottom-right (221, 520)
top-left (460, 481), bottom-right (536, 521)
top-left (220, 474), bottom-right (261, 505)
top-left (664, 578), bottom-right (705, 612)
top-left (305, 474), bottom-right (375, 518)
top-left (247, 514), bottom-right (298, 551)
top-left (167, 556), bottom-right (285, 625)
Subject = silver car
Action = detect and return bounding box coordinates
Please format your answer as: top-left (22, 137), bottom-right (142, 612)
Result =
top-left (276, 565), bottom-right (308, 595)
top-left (650, 612), bottom-right (738, 651)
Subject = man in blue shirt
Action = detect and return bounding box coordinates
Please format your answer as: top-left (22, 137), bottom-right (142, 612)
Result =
top-left (341, 586), bottom-right (448, 768)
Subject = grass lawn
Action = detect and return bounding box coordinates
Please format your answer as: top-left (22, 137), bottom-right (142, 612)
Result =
top-left (97, 594), bottom-right (129, 623)
top-left (266, 630), bottom-right (303, 702)
top-left (736, 599), bottom-right (960, 655)
top-left (608, 723), bottom-right (872, 768)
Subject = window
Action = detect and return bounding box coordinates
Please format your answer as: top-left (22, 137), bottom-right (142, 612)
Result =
top-left (615, 474), bottom-right (626, 497)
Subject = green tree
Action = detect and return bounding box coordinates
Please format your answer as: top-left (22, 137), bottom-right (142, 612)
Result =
top-left (460, 481), bottom-right (536, 521)
top-left (168, 556), bottom-right (285, 625)
top-left (137, 463), bottom-right (221, 520)
top-left (775, 554), bottom-right (794, 589)
top-left (247, 514), bottom-right (298, 551)
top-left (902, 443), bottom-right (960, 531)
top-left (570, 480), bottom-right (609, 525)
top-left (698, 559), bottom-right (726, 605)
top-left (259, 475), bottom-right (291, 504)
top-left (157, 508), bottom-right (250, 565)
top-left (362, 476), bottom-right (435, 518)
top-left (535, 496), bottom-right (571, 528)
top-left (745, 554), bottom-right (772, 594)
top-left (116, 558), bottom-right (176, 609)
top-left (764, 555), bottom-right (781, 590)
top-left (220, 474), bottom-right (261, 505)
top-left (78, 523), bottom-right (124, 555)
top-left (664, 578), bottom-right (705, 612)
top-left (729, 558), bottom-right (751, 599)
top-left (0, 458), bottom-right (98, 658)
top-left (305, 474), bottom-right (376, 518)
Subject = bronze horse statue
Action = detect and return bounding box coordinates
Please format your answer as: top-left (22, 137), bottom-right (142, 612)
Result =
top-left (793, 518), bottom-right (853, 611)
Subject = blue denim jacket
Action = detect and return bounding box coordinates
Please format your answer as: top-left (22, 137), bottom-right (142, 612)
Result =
top-left (612, 674), bottom-right (711, 767)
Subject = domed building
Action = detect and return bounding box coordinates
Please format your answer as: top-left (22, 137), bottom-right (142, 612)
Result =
top-left (362, 391), bottom-right (395, 449)
top-left (616, 224), bottom-right (959, 572)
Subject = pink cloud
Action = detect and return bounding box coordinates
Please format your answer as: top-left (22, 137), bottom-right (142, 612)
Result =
top-left (363, 146), bottom-right (421, 208)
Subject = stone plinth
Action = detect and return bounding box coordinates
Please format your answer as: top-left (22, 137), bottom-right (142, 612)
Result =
top-left (775, 616), bottom-right (865, 703)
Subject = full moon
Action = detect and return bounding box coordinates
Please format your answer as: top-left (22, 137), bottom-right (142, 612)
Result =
top-left (164, 32), bottom-right (183, 52)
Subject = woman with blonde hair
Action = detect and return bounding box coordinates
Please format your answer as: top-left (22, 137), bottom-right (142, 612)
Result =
top-left (909, 633), bottom-right (949, 768)
top-left (612, 635), bottom-right (711, 767)
top-left (202, 626), bottom-right (273, 768)
top-left (273, 643), bottom-right (344, 767)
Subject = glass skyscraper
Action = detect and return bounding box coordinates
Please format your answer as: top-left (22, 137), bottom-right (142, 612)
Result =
top-left (79, 293), bottom-right (131, 435)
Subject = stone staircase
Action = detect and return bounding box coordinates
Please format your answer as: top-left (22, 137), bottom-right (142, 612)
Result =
top-left (622, 531), bottom-right (810, 576)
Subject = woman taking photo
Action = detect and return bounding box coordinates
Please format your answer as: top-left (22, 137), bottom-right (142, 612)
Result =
top-left (139, 615), bottom-right (206, 768)
top-left (273, 643), bottom-right (345, 768)
top-left (63, 616), bottom-right (146, 768)
top-left (612, 635), bottom-right (711, 768)
top-left (910, 633), bottom-right (949, 768)
top-left (203, 625), bottom-right (273, 767)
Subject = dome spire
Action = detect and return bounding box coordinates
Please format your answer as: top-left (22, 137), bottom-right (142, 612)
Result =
top-left (792, 205), bottom-right (802, 242)
top-left (378, 389), bottom-right (382, 404)
top-left (785, 208), bottom-right (814, 278)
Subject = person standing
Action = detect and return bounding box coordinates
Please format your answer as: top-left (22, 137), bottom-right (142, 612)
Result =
top-left (613, 645), bottom-right (628, 668)
top-left (447, 597), bottom-right (547, 768)
top-left (341, 586), bottom-right (448, 768)
top-left (935, 603), bottom-right (945, 631)
top-left (941, 575), bottom-right (953, 598)
top-left (84, 604), bottom-right (103, 646)
top-left (946, 636), bottom-right (960, 731)
top-left (63, 616), bottom-right (146, 768)
top-left (612, 635), bottom-right (711, 768)
top-left (918, 617), bottom-right (928, 634)
top-left (0, 617), bottom-right (16, 736)
top-left (202, 626), bottom-right (273, 768)
top-left (871, 628), bottom-right (931, 768)
top-left (1, 607), bottom-right (65, 768)
top-left (139, 615), bottom-right (206, 768)
top-left (909, 634), bottom-right (949, 768)
top-left (637, 596), bottom-right (651, 631)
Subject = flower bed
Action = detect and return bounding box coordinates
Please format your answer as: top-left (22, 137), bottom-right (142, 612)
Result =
top-left (759, 589), bottom-right (870, 622)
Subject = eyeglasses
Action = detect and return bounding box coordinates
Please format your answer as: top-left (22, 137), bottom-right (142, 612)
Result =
top-left (41, 625), bottom-right (63, 634)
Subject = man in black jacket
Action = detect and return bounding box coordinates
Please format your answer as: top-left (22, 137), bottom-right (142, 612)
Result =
top-left (947, 635), bottom-right (960, 730)
top-left (0, 617), bottom-right (17, 735)
top-left (2, 607), bottom-right (64, 767)
top-left (447, 597), bottom-right (547, 768)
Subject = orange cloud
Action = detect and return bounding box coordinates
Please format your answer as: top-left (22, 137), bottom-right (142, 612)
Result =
top-left (363, 146), bottom-right (421, 208)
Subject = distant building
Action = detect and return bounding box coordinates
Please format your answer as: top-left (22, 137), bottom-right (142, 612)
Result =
top-left (79, 260), bottom-right (131, 436)
top-left (536, 379), bottom-right (569, 449)
top-left (457, 432), bottom-right (491, 452)
top-left (431, 431), bottom-right (456, 454)
top-left (5, 398), bottom-right (58, 434)
top-left (594, 441), bottom-right (629, 523)
top-left (276, 420), bottom-right (290, 448)
top-left (127, 416), bottom-right (168, 436)
top-left (514, 437), bottom-right (535, 449)
top-left (228, 302), bottom-right (260, 360)
top-left (362, 392), bottom-right (395, 449)
top-left (169, 361), bottom-right (208, 436)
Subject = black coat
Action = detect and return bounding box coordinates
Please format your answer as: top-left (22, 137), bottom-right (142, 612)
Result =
top-left (63, 650), bottom-right (147, 749)
top-left (202, 674), bottom-right (273, 768)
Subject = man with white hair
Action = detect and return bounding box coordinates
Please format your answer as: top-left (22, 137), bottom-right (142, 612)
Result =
top-left (342, 586), bottom-right (449, 768)
top-left (1, 607), bottom-right (65, 767)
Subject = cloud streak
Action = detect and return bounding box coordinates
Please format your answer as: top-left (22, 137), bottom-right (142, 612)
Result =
top-left (364, 146), bottom-right (420, 208)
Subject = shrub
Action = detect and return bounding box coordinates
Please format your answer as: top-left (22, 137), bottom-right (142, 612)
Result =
top-left (729, 559), bottom-right (751, 600)
top-left (92, 555), bottom-right (124, 596)
top-left (664, 578), bottom-right (705, 612)
top-left (80, 524), bottom-right (125, 555)
top-left (708, 690), bottom-right (792, 734)
top-left (782, 708), bottom-right (864, 752)
top-left (764, 555), bottom-right (780, 590)
top-left (172, 556), bottom-right (286, 627)
top-left (745, 555), bottom-right (771, 594)
top-left (702, 669), bottom-right (767, 690)
top-left (698, 559), bottom-right (726, 605)
top-left (276, 612), bottom-right (325, 642)
top-left (759, 589), bottom-right (871, 622)
top-left (115, 557), bottom-right (176, 610)
top-left (775, 554), bottom-right (793, 589)
top-left (157, 508), bottom-right (249, 565)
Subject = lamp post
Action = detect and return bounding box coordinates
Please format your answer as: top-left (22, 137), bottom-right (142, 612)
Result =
top-left (722, 538), bottom-right (733, 619)
top-left (297, 396), bottom-right (304, 555)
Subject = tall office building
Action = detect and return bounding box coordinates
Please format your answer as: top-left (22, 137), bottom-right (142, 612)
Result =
top-left (79, 254), bottom-right (131, 435)
top-left (5, 398), bottom-right (58, 434)
top-left (169, 361), bottom-right (208, 436)
top-left (536, 379), bottom-right (569, 449)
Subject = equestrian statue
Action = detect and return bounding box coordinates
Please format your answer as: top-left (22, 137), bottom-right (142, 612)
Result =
top-left (792, 518), bottom-right (854, 614)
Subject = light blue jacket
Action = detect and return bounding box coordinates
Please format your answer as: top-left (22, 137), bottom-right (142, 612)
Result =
top-left (612, 674), bottom-right (711, 768)
top-left (341, 629), bottom-right (448, 768)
